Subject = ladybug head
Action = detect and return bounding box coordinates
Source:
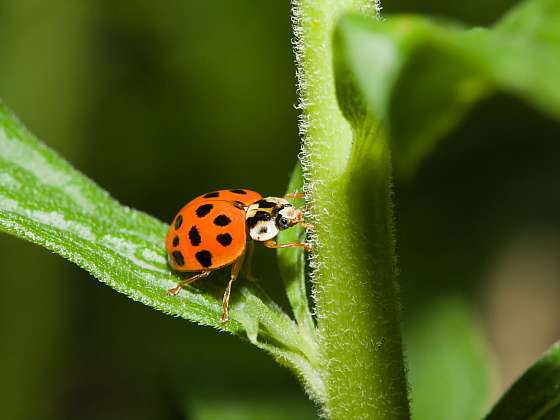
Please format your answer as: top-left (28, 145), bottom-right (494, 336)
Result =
top-left (275, 204), bottom-right (299, 230)
top-left (246, 197), bottom-right (303, 242)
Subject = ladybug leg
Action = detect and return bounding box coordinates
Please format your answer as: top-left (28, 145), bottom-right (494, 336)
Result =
top-left (221, 253), bottom-right (245, 322)
top-left (167, 271), bottom-right (211, 296)
top-left (263, 239), bottom-right (313, 253)
top-left (297, 220), bottom-right (315, 230)
top-left (284, 192), bottom-right (305, 199)
top-left (295, 208), bottom-right (315, 230)
top-left (284, 196), bottom-right (315, 229)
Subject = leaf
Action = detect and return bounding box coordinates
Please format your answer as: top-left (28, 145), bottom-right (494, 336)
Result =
top-left (277, 164), bottom-right (316, 341)
top-left (405, 298), bottom-right (494, 420)
top-left (275, 164), bottom-right (322, 402)
top-left (484, 341), bottom-right (560, 420)
top-left (333, 0), bottom-right (560, 176)
top-left (0, 101), bottom-right (322, 400)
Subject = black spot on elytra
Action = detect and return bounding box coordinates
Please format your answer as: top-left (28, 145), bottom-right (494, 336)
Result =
top-left (247, 210), bottom-right (271, 229)
top-left (188, 226), bottom-right (201, 246)
top-left (230, 189), bottom-right (247, 195)
top-left (257, 199), bottom-right (276, 209)
top-left (214, 214), bottom-right (231, 226)
top-left (258, 226), bottom-right (268, 234)
top-left (172, 236), bottom-right (180, 247)
top-left (196, 203), bottom-right (213, 218)
top-left (203, 191), bottom-right (220, 198)
top-left (195, 250), bottom-right (213, 267)
top-left (174, 215), bottom-right (183, 229)
top-left (216, 233), bottom-right (233, 247)
top-left (172, 251), bottom-right (185, 266)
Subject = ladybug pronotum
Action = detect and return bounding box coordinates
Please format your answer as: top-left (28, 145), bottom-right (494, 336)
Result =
top-left (165, 188), bottom-right (312, 322)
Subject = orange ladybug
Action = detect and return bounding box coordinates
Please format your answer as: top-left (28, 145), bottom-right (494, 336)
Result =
top-left (165, 188), bottom-right (312, 322)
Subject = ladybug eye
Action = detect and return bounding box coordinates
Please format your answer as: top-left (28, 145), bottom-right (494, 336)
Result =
top-left (276, 214), bottom-right (290, 230)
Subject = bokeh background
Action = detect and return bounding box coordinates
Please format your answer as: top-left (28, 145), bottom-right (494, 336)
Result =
top-left (1, 1), bottom-right (559, 419)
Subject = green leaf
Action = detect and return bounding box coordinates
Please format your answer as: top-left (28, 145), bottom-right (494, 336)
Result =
top-left (277, 164), bottom-right (316, 341)
top-left (333, 0), bottom-right (560, 176)
top-left (0, 101), bottom-right (322, 400)
top-left (485, 341), bottom-right (560, 419)
top-left (405, 299), bottom-right (494, 420)
top-left (276, 164), bottom-right (323, 402)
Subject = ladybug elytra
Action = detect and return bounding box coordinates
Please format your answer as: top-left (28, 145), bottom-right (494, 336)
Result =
top-left (165, 189), bottom-right (312, 322)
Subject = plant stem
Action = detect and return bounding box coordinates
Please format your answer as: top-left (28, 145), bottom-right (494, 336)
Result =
top-left (292, 1), bottom-right (411, 418)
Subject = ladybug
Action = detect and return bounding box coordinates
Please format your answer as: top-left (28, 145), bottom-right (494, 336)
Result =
top-left (165, 188), bottom-right (312, 322)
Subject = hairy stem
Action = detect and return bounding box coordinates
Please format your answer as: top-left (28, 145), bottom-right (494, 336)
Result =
top-left (292, 0), bottom-right (411, 418)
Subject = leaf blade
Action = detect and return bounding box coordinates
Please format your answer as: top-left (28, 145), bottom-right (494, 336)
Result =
top-left (277, 164), bottom-right (316, 341)
top-left (485, 342), bottom-right (560, 420)
top-left (0, 101), bottom-right (323, 398)
top-left (334, 0), bottom-right (560, 176)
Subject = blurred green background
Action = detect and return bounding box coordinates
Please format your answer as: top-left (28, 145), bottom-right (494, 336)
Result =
top-left (1, 1), bottom-right (559, 419)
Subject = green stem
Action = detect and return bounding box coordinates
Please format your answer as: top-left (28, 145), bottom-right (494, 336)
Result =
top-left (292, 0), bottom-right (411, 418)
